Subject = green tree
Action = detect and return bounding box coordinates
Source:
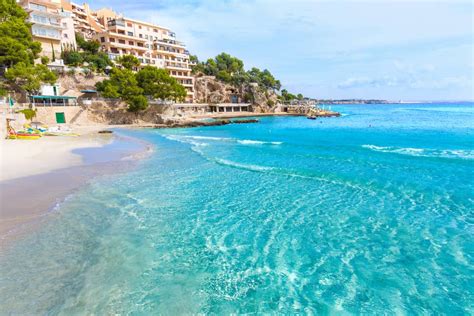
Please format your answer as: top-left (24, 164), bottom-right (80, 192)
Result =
top-left (96, 68), bottom-right (148, 111)
top-left (83, 51), bottom-right (111, 71)
top-left (76, 33), bottom-right (100, 54)
top-left (136, 66), bottom-right (186, 101)
top-left (191, 53), bottom-right (282, 91)
top-left (40, 56), bottom-right (49, 65)
top-left (19, 108), bottom-right (37, 121)
top-left (127, 95), bottom-right (148, 112)
top-left (0, 0), bottom-right (41, 67)
top-left (62, 51), bottom-right (83, 66)
top-left (116, 54), bottom-right (140, 70)
top-left (280, 89), bottom-right (297, 103)
top-left (297, 93), bottom-right (304, 100)
top-left (5, 62), bottom-right (57, 93)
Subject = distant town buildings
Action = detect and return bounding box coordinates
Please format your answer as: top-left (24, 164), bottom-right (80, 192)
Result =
top-left (19, 0), bottom-right (195, 102)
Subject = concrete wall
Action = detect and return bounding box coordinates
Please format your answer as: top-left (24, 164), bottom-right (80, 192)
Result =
top-left (34, 106), bottom-right (93, 125)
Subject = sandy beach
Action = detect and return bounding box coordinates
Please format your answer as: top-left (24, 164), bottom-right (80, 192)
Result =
top-left (0, 126), bottom-right (114, 182)
top-left (0, 126), bottom-right (151, 247)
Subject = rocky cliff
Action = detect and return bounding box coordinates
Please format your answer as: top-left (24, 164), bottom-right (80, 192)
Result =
top-left (193, 74), bottom-right (280, 113)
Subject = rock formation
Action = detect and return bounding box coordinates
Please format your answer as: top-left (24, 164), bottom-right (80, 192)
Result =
top-left (193, 74), bottom-right (280, 113)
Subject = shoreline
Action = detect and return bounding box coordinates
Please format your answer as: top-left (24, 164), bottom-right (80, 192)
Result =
top-left (0, 128), bottom-right (153, 248)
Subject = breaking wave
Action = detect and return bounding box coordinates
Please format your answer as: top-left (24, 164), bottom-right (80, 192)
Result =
top-left (237, 140), bottom-right (282, 145)
top-left (165, 135), bottom-right (282, 146)
top-left (362, 145), bottom-right (474, 160)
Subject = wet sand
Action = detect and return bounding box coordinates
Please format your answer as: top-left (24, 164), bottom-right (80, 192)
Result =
top-left (0, 132), bottom-right (152, 248)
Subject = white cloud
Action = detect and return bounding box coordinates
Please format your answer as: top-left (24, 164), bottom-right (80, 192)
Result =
top-left (95, 0), bottom-right (474, 100)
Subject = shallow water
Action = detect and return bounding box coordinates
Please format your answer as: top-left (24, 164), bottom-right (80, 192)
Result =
top-left (1, 103), bottom-right (473, 314)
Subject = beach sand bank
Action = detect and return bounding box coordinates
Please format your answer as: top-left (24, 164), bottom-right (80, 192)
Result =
top-left (0, 127), bottom-right (152, 247)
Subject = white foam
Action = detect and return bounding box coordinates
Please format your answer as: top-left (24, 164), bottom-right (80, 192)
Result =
top-left (165, 134), bottom-right (282, 146)
top-left (237, 140), bottom-right (283, 145)
top-left (362, 145), bottom-right (474, 160)
top-left (214, 158), bottom-right (275, 172)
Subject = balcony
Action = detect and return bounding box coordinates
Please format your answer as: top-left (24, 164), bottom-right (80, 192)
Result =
top-left (29, 17), bottom-right (64, 29)
top-left (108, 19), bottom-right (126, 27)
top-left (153, 39), bottom-right (186, 49)
top-left (107, 31), bottom-right (147, 42)
top-left (106, 41), bottom-right (148, 51)
top-left (165, 62), bottom-right (191, 70)
top-left (32, 31), bottom-right (61, 40)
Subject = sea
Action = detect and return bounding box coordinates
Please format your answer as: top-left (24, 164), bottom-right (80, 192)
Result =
top-left (1, 103), bottom-right (473, 314)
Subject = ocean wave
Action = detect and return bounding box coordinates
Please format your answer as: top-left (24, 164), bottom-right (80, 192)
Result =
top-left (362, 145), bottom-right (474, 160)
top-left (214, 158), bottom-right (276, 172)
top-left (237, 140), bottom-right (282, 145)
top-left (165, 135), bottom-right (282, 146)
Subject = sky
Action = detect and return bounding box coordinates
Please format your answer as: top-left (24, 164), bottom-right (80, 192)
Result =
top-left (90, 0), bottom-right (473, 101)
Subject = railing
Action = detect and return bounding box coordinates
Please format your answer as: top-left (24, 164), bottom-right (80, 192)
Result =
top-left (108, 19), bottom-right (125, 27)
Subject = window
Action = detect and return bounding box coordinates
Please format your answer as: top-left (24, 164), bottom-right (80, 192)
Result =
top-left (62, 23), bottom-right (67, 28)
top-left (127, 22), bottom-right (132, 27)
top-left (110, 38), bottom-right (115, 42)
top-left (127, 31), bottom-right (133, 36)
top-left (118, 39), bottom-right (126, 44)
top-left (64, 33), bottom-right (69, 38)
top-left (139, 34), bottom-right (143, 38)
top-left (145, 35), bottom-right (148, 39)
top-left (100, 37), bottom-right (105, 42)
top-left (153, 29), bottom-right (158, 33)
top-left (138, 25), bottom-right (142, 29)
top-left (129, 41), bottom-right (134, 45)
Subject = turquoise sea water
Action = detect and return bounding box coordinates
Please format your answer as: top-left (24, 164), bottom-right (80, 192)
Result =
top-left (1, 103), bottom-right (473, 314)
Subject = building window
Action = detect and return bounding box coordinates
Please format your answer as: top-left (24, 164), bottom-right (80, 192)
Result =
top-left (153, 28), bottom-right (158, 33)
top-left (100, 37), bottom-right (105, 42)
top-left (119, 39), bottom-right (125, 44)
top-left (138, 25), bottom-right (142, 29)
top-left (139, 34), bottom-right (143, 38)
top-left (64, 33), bottom-right (68, 38)
top-left (127, 22), bottom-right (132, 27)
top-left (145, 35), bottom-right (148, 39)
top-left (62, 22), bottom-right (67, 28)
top-left (110, 38), bottom-right (115, 42)
top-left (127, 31), bottom-right (133, 36)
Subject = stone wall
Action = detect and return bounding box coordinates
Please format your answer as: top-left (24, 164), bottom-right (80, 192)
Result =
top-left (34, 105), bottom-right (95, 125)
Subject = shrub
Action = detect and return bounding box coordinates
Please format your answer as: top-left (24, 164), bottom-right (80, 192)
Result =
top-left (62, 51), bottom-right (83, 66)
top-left (19, 108), bottom-right (37, 121)
top-left (40, 56), bottom-right (49, 65)
top-left (127, 95), bottom-right (148, 112)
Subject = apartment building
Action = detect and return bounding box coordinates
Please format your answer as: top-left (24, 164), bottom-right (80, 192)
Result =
top-left (66, 1), bottom-right (104, 39)
top-left (19, 0), bottom-right (76, 60)
top-left (94, 9), bottom-right (195, 102)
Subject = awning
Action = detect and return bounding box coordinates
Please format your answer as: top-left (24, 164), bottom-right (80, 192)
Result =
top-left (30, 95), bottom-right (77, 99)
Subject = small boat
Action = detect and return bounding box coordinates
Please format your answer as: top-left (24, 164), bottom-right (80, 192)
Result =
top-left (307, 116), bottom-right (317, 120)
top-left (7, 132), bottom-right (41, 140)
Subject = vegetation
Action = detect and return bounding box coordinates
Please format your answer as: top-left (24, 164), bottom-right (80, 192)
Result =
top-left (1, 0), bottom-right (57, 95)
top-left (96, 66), bottom-right (186, 112)
top-left (61, 33), bottom-right (112, 72)
top-left (19, 108), bottom-right (37, 121)
top-left (5, 62), bottom-right (57, 94)
top-left (40, 56), bottom-right (49, 65)
top-left (0, 0), bottom-right (41, 67)
top-left (191, 52), bottom-right (305, 101)
top-left (279, 89), bottom-right (296, 103)
top-left (116, 54), bottom-right (140, 70)
top-left (136, 66), bottom-right (186, 101)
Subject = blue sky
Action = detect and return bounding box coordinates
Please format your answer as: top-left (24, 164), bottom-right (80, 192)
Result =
top-left (91, 0), bottom-right (473, 101)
